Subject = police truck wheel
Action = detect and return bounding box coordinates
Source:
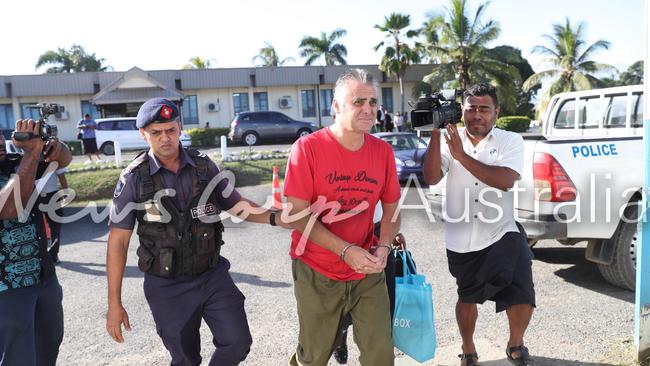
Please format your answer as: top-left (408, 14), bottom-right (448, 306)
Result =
top-left (100, 142), bottom-right (115, 155)
top-left (243, 132), bottom-right (258, 146)
top-left (597, 203), bottom-right (638, 291)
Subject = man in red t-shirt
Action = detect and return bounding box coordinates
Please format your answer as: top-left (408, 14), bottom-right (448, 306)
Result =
top-left (283, 68), bottom-right (401, 366)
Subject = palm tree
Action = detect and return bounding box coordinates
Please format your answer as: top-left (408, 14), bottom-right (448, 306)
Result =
top-left (523, 18), bottom-right (617, 97)
top-left (251, 42), bottom-right (294, 67)
top-left (298, 29), bottom-right (348, 66)
top-left (375, 13), bottom-right (421, 115)
top-left (182, 56), bottom-right (216, 69)
top-left (35, 44), bottom-right (110, 73)
top-left (421, 0), bottom-right (520, 107)
top-left (417, 16), bottom-right (440, 64)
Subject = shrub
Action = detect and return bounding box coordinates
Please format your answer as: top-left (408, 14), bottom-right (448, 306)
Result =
top-left (185, 128), bottom-right (230, 146)
top-left (496, 116), bottom-right (531, 133)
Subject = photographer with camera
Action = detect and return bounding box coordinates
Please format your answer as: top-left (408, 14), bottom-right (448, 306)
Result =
top-left (0, 118), bottom-right (72, 366)
top-left (422, 83), bottom-right (534, 366)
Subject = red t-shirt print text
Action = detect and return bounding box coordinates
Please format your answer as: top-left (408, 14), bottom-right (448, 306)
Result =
top-left (326, 169), bottom-right (378, 213)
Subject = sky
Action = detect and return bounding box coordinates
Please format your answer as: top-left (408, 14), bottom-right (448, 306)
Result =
top-left (1, 0), bottom-right (645, 76)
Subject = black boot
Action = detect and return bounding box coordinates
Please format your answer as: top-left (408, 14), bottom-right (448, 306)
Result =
top-left (333, 343), bottom-right (348, 364)
top-left (333, 328), bottom-right (349, 364)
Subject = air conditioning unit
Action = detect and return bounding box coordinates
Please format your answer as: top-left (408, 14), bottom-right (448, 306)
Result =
top-left (207, 101), bottom-right (220, 112)
top-left (279, 96), bottom-right (293, 109)
top-left (55, 111), bottom-right (69, 120)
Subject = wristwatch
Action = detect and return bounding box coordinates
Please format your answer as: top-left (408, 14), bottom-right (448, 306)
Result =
top-left (269, 211), bottom-right (277, 226)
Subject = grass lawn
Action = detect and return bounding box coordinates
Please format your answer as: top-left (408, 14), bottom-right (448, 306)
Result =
top-left (65, 158), bottom-right (288, 203)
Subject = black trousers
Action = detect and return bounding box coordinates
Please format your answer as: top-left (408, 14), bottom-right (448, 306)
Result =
top-left (144, 257), bottom-right (252, 366)
top-left (0, 276), bottom-right (64, 366)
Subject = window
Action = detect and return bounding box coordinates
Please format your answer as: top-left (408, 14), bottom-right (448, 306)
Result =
top-left (115, 120), bottom-right (136, 130)
top-left (81, 101), bottom-right (101, 120)
top-left (20, 103), bottom-right (40, 120)
top-left (578, 97), bottom-right (602, 129)
top-left (182, 95), bottom-right (199, 124)
top-left (632, 93), bottom-right (644, 127)
top-left (382, 88), bottom-right (394, 113)
top-left (273, 112), bottom-right (291, 123)
top-left (253, 92), bottom-right (269, 111)
top-left (251, 112), bottom-right (268, 122)
top-left (301, 90), bottom-right (316, 117)
top-left (603, 94), bottom-right (627, 128)
top-left (0, 104), bottom-right (14, 129)
top-left (97, 121), bottom-right (114, 130)
top-left (554, 100), bottom-right (576, 129)
top-left (320, 89), bottom-right (333, 117)
top-left (300, 90), bottom-right (316, 117)
top-left (233, 93), bottom-right (249, 114)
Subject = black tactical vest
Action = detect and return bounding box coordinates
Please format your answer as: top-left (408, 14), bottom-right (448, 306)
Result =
top-left (130, 149), bottom-right (224, 277)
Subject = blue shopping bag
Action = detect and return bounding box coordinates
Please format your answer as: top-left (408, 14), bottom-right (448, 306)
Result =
top-left (392, 250), bottom-right (437, 363)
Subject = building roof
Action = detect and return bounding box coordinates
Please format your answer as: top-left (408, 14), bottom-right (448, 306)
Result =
top-left (0, 64), bottom-right (437, 99)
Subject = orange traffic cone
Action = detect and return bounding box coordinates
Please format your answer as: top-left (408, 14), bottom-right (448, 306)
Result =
top-left (272, 165), bottom-right (282, 209)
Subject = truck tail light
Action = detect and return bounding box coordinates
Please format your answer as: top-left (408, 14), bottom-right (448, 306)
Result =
top-left (533, 152), bottom-right (577, 202)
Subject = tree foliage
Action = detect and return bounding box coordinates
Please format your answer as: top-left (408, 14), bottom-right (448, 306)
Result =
top-left (299, 29), bottom-right (348, 66)
top-left (601, 60), bottom-right (644, 87)
top-left (182, 56), bottom-right (216, 69)
top-left (421, 0), bottom-right (521, 113)
top-left (252, 42), bottom-right (294, 67)
top-left (35, 44), bottom-right (111, 73)
top-left (523, 18), bottom-right (616, 97)
top-left (375, 13), bottom-right (421, 114)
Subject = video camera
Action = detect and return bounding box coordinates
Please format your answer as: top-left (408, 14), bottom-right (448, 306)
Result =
top-left (12, 104), bottom-right (60, 141)
top-left (409, 89), bottom-right (463, 130)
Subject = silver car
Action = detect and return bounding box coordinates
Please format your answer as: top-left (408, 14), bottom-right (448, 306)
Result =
top-left (228, 111), bottom-right (316, 146)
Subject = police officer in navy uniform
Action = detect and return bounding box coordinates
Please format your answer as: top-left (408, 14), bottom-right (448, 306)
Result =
top-left (106, 98), bottom-right (289, 366)
top-left (0, 119), bottom-right (72, 366)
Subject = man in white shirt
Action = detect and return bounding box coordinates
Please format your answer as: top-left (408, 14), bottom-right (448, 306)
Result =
top-left (423, 83), bottom-right (534, 366)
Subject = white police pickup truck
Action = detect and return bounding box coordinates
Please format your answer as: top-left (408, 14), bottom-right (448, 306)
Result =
top-left (428, 85), bottom-right (644, 290)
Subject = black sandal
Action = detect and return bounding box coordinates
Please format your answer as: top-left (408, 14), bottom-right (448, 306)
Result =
top-left (458, 352), bottom-right (479, 366)
top-left (506, 345), bottom-right (534, 366)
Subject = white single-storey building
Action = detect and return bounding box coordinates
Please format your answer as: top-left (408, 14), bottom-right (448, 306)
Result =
top-left (0, 64), bottom-right (435, 141)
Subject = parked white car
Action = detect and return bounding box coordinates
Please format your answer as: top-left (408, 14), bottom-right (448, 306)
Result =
top-left (94, 117), bottom-right (192, 155)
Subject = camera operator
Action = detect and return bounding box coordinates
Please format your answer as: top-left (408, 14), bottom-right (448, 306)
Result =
top-left (0, 119), bottom-right (72, 366)
top-left (423, 83), bottom-right (534, 366)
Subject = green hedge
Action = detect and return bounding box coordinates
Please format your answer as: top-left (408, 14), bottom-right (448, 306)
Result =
top-left (63, 140), bottom-right (83, 156)
top-left (185, 128), bottom-right (230, 146)
top-left (496, 116), bottom-right (531, 133)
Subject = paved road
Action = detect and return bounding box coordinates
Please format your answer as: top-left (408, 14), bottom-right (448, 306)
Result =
top-left (54, 184), bottom-right (635, 365)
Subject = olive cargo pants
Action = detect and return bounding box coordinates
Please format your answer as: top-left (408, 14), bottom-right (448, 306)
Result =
top-left (289, 259), bottom-right (394, 366)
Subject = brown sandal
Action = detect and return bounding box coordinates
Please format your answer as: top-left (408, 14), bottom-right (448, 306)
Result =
top-left (458, 352), bottom-right (479, 366)
top-left (506, 345), bottom-right (534, 366)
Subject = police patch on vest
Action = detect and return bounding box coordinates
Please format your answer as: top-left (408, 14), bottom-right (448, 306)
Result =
top-left (191, 204), bottom-right (217, 218)
top-left (114, 176), bottom-right (127, 198)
